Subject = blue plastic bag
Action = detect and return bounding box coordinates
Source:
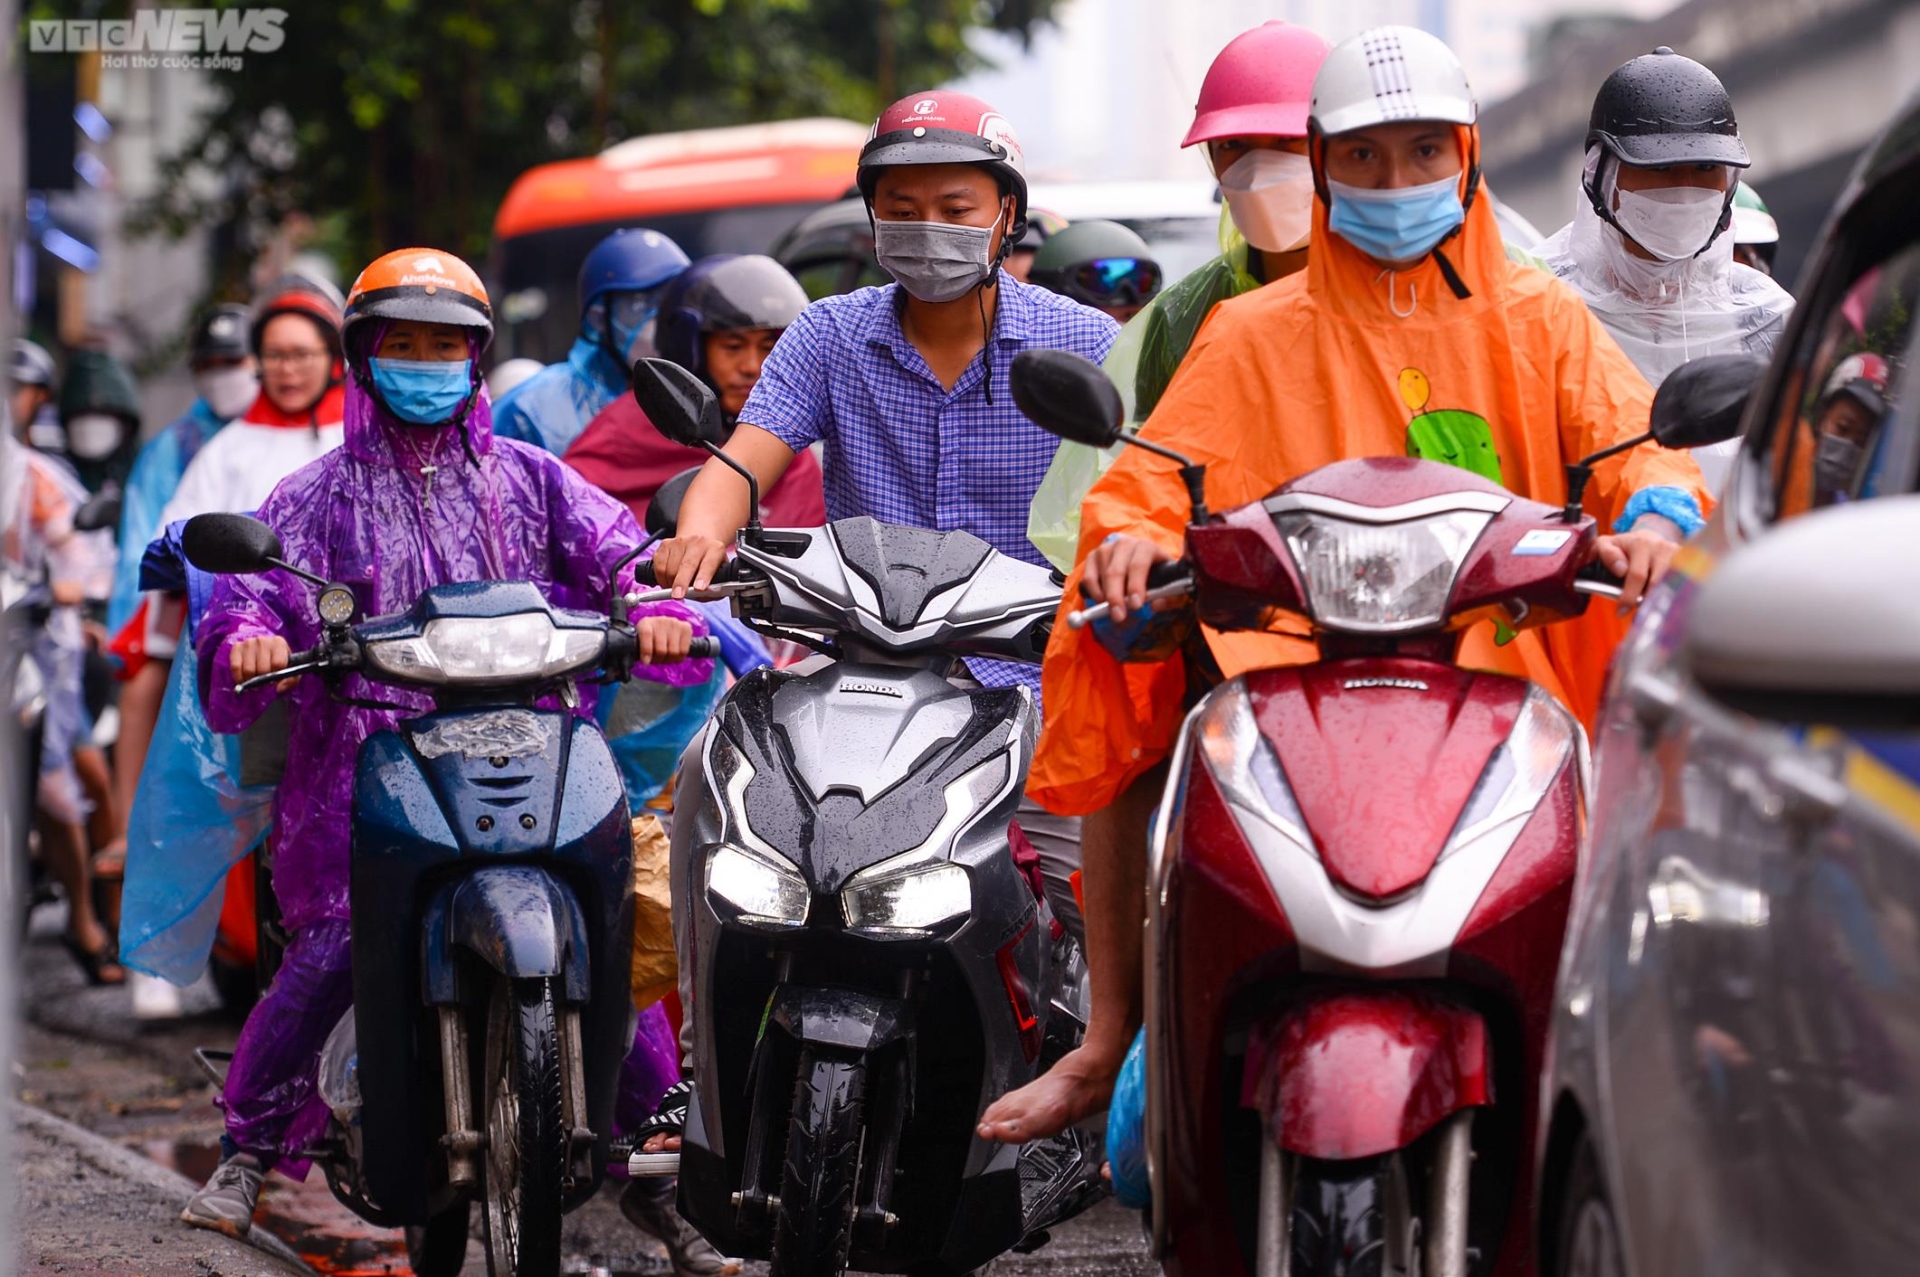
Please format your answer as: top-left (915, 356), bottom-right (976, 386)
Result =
top-left (119, 650), bottom-right (275, 984)
top-left (1107, 1028), bottom-right (1151, 1209)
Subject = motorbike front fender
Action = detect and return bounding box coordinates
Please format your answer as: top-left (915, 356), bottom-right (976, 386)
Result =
top-left (423, 866), bottom-right (592, 1003)
top-left (1243, 988), bottom-right (1489, 1161)
top-left (768, 986), bottom-right (913, 1053)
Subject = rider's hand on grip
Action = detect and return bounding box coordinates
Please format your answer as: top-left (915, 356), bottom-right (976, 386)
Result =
top-left (652, 535), bottom-right (731, 599)
top-left (231, 634), bottom-right (295, 692)
top-left (637, 616), bottom-right (696, 665)
top-left (1081, 534), bottom-right (1179, 624)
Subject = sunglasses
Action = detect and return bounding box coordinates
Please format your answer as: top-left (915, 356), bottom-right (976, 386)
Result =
top-left (1069, 257), bottom-right (1162, 307)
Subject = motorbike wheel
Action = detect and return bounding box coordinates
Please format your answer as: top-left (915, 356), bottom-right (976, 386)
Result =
top-left (1555, 1137), bottom-right (1623, 1277)
top-left (478, 977), bottom-right (567, 1277)
top-left (1291, 1154), bottom-right (1419, 1277)
top-left (404, 1199), bottom-right (471, 1277)
top-left (768, 1048), bottom-right (867, 1277)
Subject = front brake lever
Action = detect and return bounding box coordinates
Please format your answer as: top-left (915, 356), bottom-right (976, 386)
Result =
top-left (236, 659), bottom-right (325, 694)
top-left (1067, 579), bottom-right (1193, 631)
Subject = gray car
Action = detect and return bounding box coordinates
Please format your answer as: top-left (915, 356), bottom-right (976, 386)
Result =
top-left (1536, 95), bottom-right (1920, 1276)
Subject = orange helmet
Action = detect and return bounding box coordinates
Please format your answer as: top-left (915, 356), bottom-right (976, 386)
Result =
top-left (342, 248), bottom-right (493, 359)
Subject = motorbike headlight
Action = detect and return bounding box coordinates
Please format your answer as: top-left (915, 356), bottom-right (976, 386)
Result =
top-left (1193, 681), bottom-right (1310, 849)
top-left (706, 843), bottom-right (810, 927)
top-left (842, 857), bottom-right (972, 933)
top-left (1272, 509), bottom-right (1492, 632)
top-left (364, 613), bottom-right (603, 686)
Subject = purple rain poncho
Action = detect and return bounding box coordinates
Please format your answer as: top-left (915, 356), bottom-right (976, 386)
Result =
top-left (194, 366), bottom-right (711, 934)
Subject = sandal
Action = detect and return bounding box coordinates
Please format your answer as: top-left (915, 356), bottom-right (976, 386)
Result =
top-left (61, 933), bottom-right (126, 986)
top-left (633, 1078), bottom-right (694, 1146)
top-left (91, 840), bottom-right (127, 881)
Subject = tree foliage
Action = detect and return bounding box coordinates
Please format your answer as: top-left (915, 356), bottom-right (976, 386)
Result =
top-left (131, 0), bottom-right (1058, 274)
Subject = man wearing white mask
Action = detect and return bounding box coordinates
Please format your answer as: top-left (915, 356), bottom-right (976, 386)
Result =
top-left (1541, 49), bottom-right (1792, 493)
top-left (1028, 20), bottom-right (1331, 569)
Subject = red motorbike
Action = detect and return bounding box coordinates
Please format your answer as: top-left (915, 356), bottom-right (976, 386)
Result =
top-left (1009, 350), bottom-right (1725, 1277)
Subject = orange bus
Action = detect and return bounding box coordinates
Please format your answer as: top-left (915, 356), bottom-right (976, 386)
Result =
top-left (490, 117), bottom-right (866, 360)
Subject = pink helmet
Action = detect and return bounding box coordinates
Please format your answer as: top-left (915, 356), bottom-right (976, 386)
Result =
top-left (1182, 22), bottom-right (1333, 148)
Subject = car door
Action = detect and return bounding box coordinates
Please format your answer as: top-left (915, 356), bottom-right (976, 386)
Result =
top-left (1666, 224), bottom-right (1920, 1273)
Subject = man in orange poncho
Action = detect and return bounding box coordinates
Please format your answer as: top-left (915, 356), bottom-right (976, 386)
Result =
top-left (979, 25), bottom-right (1710, 1143)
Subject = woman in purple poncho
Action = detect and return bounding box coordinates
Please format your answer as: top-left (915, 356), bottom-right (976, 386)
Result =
top-left (179, 249), bottom-right (712, 1240)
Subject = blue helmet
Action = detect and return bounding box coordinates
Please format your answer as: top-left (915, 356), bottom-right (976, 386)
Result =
top-left (655, 254), bottom-right (808, 380)
top-left (576, 228), bottom-right (692, 315)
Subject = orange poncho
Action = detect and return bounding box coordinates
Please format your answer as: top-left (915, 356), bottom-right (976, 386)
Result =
top-left (1029, 158), bottom-right (1708, 817)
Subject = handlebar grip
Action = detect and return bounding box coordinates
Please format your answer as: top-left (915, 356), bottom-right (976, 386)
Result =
top-left (1575, 558), bottom-right (1626, 586)
top-left (1146, 559), bottom-right (1188, 588)
top-left (688, 636), bottom-right (721, 660)
top-left (287, 644), bottom-right (324, 667)
top-left (631, 560), bottom-right (658, 587)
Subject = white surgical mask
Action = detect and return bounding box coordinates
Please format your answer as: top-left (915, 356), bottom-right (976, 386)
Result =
top-left (1613, 184), bottom-right (1726, 262)
top-left (873, 216), bottom-right (1001, 303)
top-left (1217, 149), bottom-right (1315, 253)
top-left (65, 412), bottom-right (125, 460)
top-left (194, 365), bottom-right (260, 420)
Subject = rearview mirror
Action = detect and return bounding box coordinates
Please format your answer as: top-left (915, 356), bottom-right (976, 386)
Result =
top-left (1685, 495), bottom-right (1920, 727)
top-left (72, 484), bottom-right (122, 534)
top-left (1010, 350), bottom-right (1124, 449)
top-left (182, 513), bottom-right (284, 575)
top-left (632, 357), bottom-right (727, 449)
top-left (1650, 353), bottom-right (1766, 451)
top-left (646, 466), bottom-right (704, 538)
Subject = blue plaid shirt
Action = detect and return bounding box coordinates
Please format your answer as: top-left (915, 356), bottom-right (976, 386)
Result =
top-left (743, 275), bottom-right (1119, 695)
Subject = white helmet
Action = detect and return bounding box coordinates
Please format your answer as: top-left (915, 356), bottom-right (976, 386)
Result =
top-left (1310, 26), bottom-right (1477, 137)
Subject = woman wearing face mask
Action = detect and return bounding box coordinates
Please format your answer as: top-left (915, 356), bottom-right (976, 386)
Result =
top-left (1540, 49), bottom-right (1794, 494)
top-left (982, 25), bottom-right (1711, 1147)
top-left (1026, 20), bottom-right (1330, 570)
top-left (494, 227), bottom-right (693, 456)
top-left (179, 247), bottom-right (710, 1237)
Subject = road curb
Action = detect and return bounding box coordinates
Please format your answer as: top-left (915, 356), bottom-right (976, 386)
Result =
top-left (11, 1099), bottom-right (316, 1274)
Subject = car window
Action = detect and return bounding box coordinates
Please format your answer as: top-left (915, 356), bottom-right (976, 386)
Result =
top-left (1766, 240), bottom-right (1920, 520)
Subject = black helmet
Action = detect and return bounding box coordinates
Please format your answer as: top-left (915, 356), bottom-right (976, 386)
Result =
top-left (1586, 48), bottom-right (1749, 169)
top-left (1029, 220), bottom-right (1164, 310)
top-left (655, 255), bottom-right (809, 381)
top-left (191, 304), bottom-right (253, 365)
top-left (1584, 48), bottom-right (1748, 242)
top-left (773, 199), bottom-right (882, 299)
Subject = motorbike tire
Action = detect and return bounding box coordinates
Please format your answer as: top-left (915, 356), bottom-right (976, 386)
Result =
top-left (1555, 1136), bottom-right (1623, 1277)
top-left (769, 1048), bottom-right (867, 1277)
top-left (404, 1199), bottom-right (471, 1277)
top-left (478, 977), bottom-right (567, 1277)
top-left (1291, 1154), bottom-right (1418, 1277)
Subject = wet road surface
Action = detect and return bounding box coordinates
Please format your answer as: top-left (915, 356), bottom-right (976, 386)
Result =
top-left (13, 912), bottom-right (1157, 1275)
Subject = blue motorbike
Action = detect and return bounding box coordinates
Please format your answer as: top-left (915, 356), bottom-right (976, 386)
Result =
top-left (182, 512), bottom-right (715, 1277)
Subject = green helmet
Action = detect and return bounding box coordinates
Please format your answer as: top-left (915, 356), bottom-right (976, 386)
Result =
top-left (1731, 181), bottom-right (1779, 246)
top-left (1029, 220), bottom-right (1164, 310)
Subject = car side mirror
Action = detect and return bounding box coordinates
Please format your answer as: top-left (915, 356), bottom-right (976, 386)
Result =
top-left (632, 357), bottom-right (727, 449)
top-left (1684, 496), bottom-right (1920, 727)
top-left (1650, 353), bottom-right (1766, 451)
top-left (1010, 349), bottom-right (1125, 448)
top-left (646, 466), bottom-right (704, 538)
top-left (182, 513), bottom-right (285, 575)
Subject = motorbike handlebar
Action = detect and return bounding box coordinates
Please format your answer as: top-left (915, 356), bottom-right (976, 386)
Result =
top-left (1573, 557), bottom-right (1626, 601)
top-left (688, 635), bottom-right (720, 661)
top-left (629, 557), bottom-right (740, 590)
top-left (1068, 566), bottom-right (1194, 631)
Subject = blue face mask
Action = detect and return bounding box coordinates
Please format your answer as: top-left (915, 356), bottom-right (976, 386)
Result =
top-left (1326, 173), bottom-right (1466, 265)
top-left (369, 358), bottom-right (474, 425)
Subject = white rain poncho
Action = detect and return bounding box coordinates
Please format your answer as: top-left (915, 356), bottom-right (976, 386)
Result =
top-left (1541, 151), bottom-right (1794, 493)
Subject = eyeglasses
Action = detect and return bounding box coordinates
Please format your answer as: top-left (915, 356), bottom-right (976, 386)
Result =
top-left (1068, 258), bottom-right (1162, 308)
top-left (261, 349), bottom-right (328, 369)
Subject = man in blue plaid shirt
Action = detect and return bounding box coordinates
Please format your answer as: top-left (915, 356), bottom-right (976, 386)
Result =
top-left (653, 92), bottom-right (1116, 950)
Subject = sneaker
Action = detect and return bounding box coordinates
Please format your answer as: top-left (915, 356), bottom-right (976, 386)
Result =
top-left (180, 1152), bottom-right (265, 1238)
top-left (619, 1178), bottom-right (740, 1276)
top-left (130, 971), bottom-right (185, 1021)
